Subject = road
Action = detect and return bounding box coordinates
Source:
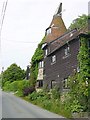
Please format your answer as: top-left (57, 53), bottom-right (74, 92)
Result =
top-left (1, 90), bottom-right (65, 118)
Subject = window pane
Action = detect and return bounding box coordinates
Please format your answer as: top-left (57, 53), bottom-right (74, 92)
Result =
top-left (52, 55), bottom-right (56, 63)
top-left (46, 28), bottom-right (51, 35)
top-left (45, 49), bottom-right (48, 56)
top-left (63, 78), bottom-right (68, 89)
top-left (42, 61), bottom-right (44, 68)
top-left (64, 46), bottom-right (70, 56)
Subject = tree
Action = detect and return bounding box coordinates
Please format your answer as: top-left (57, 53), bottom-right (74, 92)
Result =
top-left (69, 14), bottom-right (88, 30)
top-left (2, 63), bottom-right (25, 86)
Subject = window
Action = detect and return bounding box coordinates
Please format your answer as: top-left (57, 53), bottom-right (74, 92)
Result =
top-left (51, 55), bottom-right (56, 64)
top-left (45, 49), bottom-right (48, 56)
top-left (46, 28), bottom-right (51, 35)
top-left (39, 61), bottom-right (44, 68)
top-left (37, 80), bottom-right (43, 88)
top-left (63, 78), bottom-right (68, 89)
top-left (65, 46), bottom-right (70, 56)
top-left (63, 45), bottom-right (70, 59)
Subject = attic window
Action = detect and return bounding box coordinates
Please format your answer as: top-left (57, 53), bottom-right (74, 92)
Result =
top-left (46, 28), bottom-right (51, 35)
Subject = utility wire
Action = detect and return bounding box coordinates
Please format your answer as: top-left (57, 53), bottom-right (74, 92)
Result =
top-left (0, 0), bottom-right (8, 34)
top-left (0, 0), bottom-right (8, 72)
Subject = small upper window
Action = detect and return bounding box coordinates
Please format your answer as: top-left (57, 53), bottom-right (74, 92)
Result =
top-left (51, 55), bottom-right (56, 63)
top-left (64, 46), bottom-right (70, 56)
top-left (45, 49), bottom-right (48, 56)
top-left (46, 28), bottom-right (51, 35)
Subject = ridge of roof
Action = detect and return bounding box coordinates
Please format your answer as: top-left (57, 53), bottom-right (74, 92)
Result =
top-left (49, 28), bottom-right (77, 44)
top-left (47, 28), bottom-right (89, 56)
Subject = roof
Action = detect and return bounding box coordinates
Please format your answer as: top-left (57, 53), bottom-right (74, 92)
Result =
top-left (47, 28), bottom-right (89, 56)
top-left (44, 3), bottom-right (67, 43)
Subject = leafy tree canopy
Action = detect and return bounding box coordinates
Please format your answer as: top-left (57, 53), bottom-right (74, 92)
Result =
top-left (2, 63), bottom-right (25, 85)
top-left (69, 14), bottom-right (88, 30)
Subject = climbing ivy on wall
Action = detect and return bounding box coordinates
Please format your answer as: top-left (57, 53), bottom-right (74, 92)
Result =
top-left (30, 36), bottom-right (46, 86)
top-left (68, 35), bottom-right (90, 113)
top-left (77, 35), bottom-right (90, 111)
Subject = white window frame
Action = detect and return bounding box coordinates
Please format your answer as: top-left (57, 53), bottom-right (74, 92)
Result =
top-left (45, 49), bottom-right (48, 56)
top-left (46, 28), bottom-right (51, 35)
top-left (65, 46), bottom-right (70, 56)
top-left (39, 61), bottom-right (44, 68)
top-left (63, 78), bottom-right (68, 89)
top-left (51, 55), bottom-right (56, 64)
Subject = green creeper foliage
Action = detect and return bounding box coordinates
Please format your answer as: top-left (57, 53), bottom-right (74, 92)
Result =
top-left (30, 36), bottom-right (45, 85)
top-left (68, 35), bottom-right (90, 113)
top-left (77, 36), bottom-right (90, 112)
top-left (69, 14), bottom-right (88, 30)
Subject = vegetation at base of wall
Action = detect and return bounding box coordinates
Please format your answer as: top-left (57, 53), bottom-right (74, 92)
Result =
top-left (24, 88), bottom-right (72, 118)
top-left (66, 35), bottom-right (90, 113)
top-left (30, 36), bottom-right (46, 86)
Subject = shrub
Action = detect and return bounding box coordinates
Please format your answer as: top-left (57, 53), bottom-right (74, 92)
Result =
top-left (23, 86), bottom-right (36, 96)
top-left (50, 86), bottom-right (61, 100)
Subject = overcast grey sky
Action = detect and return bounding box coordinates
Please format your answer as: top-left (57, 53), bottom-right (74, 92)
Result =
top-left (0, 0), bottom-right (89, 72)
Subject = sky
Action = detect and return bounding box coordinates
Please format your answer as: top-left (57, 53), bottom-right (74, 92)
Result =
top-left (0, 0), bottom-right (89, 72)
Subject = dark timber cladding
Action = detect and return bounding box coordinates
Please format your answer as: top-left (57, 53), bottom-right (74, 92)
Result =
top-left (37, 3), bottom-right (89, 90)
top-left (43, 30), bottom-right (80, 90)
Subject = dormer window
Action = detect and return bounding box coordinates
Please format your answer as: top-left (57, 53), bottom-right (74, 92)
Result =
top-left (46, 27), bottom-right (51, 35)
top-left (42, 43), bottom-right (47, 49)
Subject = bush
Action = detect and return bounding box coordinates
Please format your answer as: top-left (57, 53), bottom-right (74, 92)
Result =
top-left (3, 81), bottom-right (11, 91)
top-left (50, 86), bottom-right (61, 100)
top-left (3, 79), bottom-right (31, 96)
top-left (23, 86), bottom-right (35, 96)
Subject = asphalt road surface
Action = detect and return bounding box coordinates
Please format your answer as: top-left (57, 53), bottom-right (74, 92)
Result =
top-left (1, 90), bottom-right (65, 118)
top-left (0, 88), bottom-right (2, 120)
